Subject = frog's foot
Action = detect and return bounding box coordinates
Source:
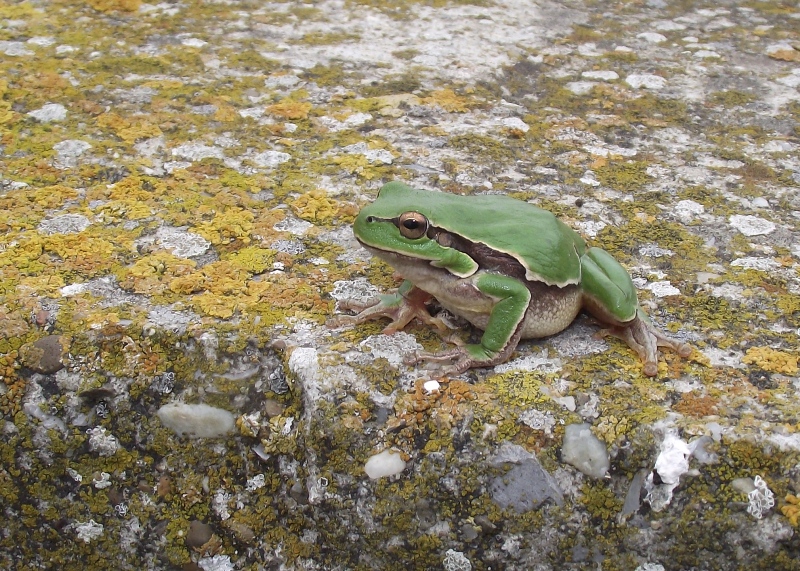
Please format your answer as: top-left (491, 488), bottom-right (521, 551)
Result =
top-left (406, 342), bottom-right (516, 376)
top-left (596, 311), bottom-right (692, 377)
top-left (333, 285), bottom-right (449, 334)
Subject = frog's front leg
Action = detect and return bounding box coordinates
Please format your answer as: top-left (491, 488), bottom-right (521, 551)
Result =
top-left (581, 247), bottom-right (692, 377)
top-left (336, 280), bottom-right (449, 333)
top-left (412, 273), bottom-right (531, 375)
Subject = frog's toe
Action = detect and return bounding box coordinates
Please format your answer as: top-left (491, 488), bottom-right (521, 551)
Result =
top-left (642, 360), bottom-right (659, 377)
top-left (598, 314), bottom-right (690, 377)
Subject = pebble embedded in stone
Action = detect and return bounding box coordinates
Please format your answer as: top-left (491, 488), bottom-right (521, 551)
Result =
top-left (729, 214), bottom-right (776, 236)
top-left (489, 443), bottom-right (564, 511)
top-left (27, 103), bottom-right (67, 122)
top-left (561, 423), bottom-right (610, 479)
top-left (625, 74), bottom-right (667, 89)
top-left (637, 32), bottom-right (667, 43)
top-left (364, 449), bottom-right (406, 479)
top-left (19, 335), bottom-right (70, 374)
top-left (566, 81), bottom-right (596, 95)
top-left (581, 70), bottom-right (619, 81)
top-left (186, 520), bottom-right (214, 548)
top-left (156, 403), bottom-right (235, 438)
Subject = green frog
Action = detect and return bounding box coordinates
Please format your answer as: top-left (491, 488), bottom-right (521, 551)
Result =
top-left (344, 181), bottom-right (691, 376)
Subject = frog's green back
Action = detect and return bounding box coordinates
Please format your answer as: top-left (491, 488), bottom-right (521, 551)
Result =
top-left (375, 182), bottom-right (586, 287)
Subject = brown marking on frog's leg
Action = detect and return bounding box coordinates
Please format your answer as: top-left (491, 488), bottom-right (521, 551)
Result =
top-left (596, 310), bottom-right (692, 377)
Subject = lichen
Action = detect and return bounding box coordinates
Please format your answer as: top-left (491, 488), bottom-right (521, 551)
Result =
top-left (742, 347), bottom-right (798, 376)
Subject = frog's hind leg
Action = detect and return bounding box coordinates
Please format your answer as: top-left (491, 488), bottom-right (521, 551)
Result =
top-left (596, 309), bottom-right (692, 377)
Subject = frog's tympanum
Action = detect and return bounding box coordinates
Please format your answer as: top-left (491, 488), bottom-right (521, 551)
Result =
top-left (347, 181), bottom-right (691, 376)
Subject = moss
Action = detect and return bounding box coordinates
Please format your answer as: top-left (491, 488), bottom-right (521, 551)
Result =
top-left (708, 90), bottom-right (757, 107)
top-left (620, 93), bottom-right (688, 126)
top-left (594, 160), bottom-right (651, 192)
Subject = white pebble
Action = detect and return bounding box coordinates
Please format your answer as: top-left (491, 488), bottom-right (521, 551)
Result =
top-left (626, 74), bottom-right (667, 89)
top-left (729, 214), bottom-right (776, 236)
top-left (364, 449), bottom-right (406, 479)
top-left (28, 103), bottom-right (67, 122)
top-left (157, 403), bottom-right (235, 438)
top-left (637, 32), bottom-right (667, 43)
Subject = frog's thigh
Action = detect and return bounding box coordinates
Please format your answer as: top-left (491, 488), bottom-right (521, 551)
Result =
top-left (473, 273), bottom-right (531, 354)
top-left (580, 247), bottom-right (638, 324)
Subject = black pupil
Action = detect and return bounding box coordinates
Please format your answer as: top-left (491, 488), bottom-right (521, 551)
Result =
top-left (403, 219), bottom-right (419, 229)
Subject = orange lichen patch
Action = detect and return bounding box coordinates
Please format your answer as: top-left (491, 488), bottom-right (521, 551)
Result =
top-left (422, 89), bottom-right (473, 113)
top-left (743, 347), bottom-right (798, 375)
top-left (86, 0), bottom-right (141, 12)
top-left (393, 378), bottom-right (492, 433)
top-left (768, 46), bottom-right (800, 62)
top-left (290, 189), bottom-right (339, 223)
top-left (267, 100), bottom-right (313, 120)
top-left (782, 495), bottom-right (800, 527)
top-left (0, 185), bottom-right (80, 225)
top-left (41, 234), bottom-right (117, 277)
top-left (674, 392), bottom-right (719, 418)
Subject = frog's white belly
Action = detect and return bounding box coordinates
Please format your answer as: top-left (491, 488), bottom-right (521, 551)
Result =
top-left (367, 247), bottom-right (583, 338)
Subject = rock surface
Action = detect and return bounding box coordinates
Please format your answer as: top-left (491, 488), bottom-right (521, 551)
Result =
top-left (0, 1), bottom-right (799, 570)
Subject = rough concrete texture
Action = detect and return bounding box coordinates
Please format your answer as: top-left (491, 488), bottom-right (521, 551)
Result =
top-left (1, 0), bottom-right (800, 570)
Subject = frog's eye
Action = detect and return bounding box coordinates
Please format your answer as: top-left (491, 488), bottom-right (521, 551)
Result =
top-left (397, 211), bottom-right (428, 239)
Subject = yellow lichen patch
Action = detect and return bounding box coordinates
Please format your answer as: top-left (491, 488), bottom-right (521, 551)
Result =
top-left (267, 100), bottom-right (313, 120)
top-left (0, 100), bottom-right (14, 125)
top-left (34, 185), bottom-right (81, 208)
top-left (18, 274), bottom-right (66, 297)
top-left (782, 495), bottom-right (800, 526)
top-left (96, 112), bottom-right (163, 144)
top-left (42, 234), bottom-right (117, 277)
top-left (743, 347), bottom-right (798, 375)
top-left (422, 89), bottom-right (473, 113)
top-left (193, 207), bottom-right (254, 246)
top-left (86, 0), bottom-right (141, 12)
top-left (121, 252), bottom-right (197, 295)
top-left (290, 189), bottom-right (339, 223)
top-left (226, 246), bottom-right (275, 273)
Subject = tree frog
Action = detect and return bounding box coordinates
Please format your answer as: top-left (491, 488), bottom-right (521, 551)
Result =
top-left (345, 181), bottom-right (691, 376)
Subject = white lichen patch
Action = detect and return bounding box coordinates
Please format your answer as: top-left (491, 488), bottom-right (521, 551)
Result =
top-left (646, 281), bottom-right (681, 297)
top-left (645, 431), bottom-right (691, 512)
top-left (729, 215), bottom-right (776, 236)
top-left (151, 226), bottom-right (211, 258)
top-left (37, 214), bottom-right (91, 235)
top-left (74, 519), bottom-right (104, 543)
top-left (86, 426), bottom-right (120, 457)
top-left (27, 103), bottom-right (67, 122)
top-left (361, 332), bottom-right (422, 368)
